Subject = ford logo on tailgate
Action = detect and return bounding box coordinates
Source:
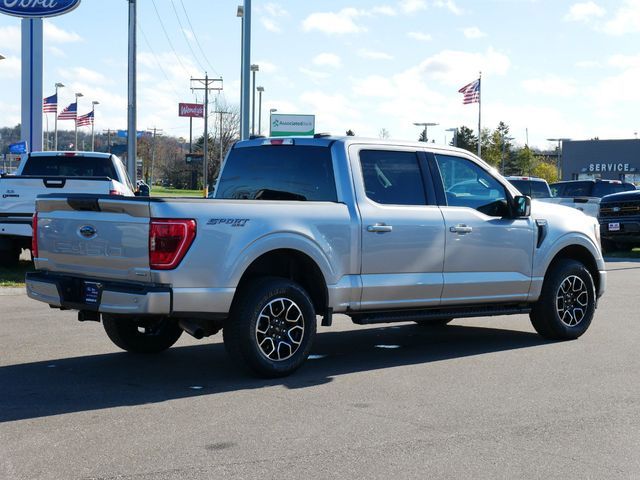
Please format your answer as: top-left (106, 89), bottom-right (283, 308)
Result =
top-left (79, 225), bottom-right (96, 238)
top-left (0, 0), bottom-right (82, 18)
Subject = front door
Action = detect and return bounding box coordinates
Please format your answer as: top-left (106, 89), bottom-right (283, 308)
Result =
top-left (432, 153), bottom-right (535, 305)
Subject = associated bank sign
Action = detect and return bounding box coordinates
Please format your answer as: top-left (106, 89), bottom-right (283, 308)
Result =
top-left (270, 114), bottom-right (315, 137)
top-left (0, 0), bottom-right (80, 17)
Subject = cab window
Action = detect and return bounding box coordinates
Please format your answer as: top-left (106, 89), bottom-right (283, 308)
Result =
top-left (360, 150), bottom-right (428, 205)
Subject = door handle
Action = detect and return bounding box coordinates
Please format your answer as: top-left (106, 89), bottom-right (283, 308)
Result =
top-left (449, 224), bottom-right (472, 234)
top-left (367, 223), bottom-right (393, 233)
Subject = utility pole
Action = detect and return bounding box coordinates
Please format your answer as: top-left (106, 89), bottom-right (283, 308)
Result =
top-left (127, 0), bottom-right (137, 184)
top-left (191, 74), bottom-right (223, 197)
top-left (102, 129), bottom-right (112, 153)
top-left (147, 127), bottom-right (163, 187)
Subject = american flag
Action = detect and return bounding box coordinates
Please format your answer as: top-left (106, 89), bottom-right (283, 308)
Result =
top-left (458, 78), bottom-right (480, 104)
top-left (76, 111), bottom-right (94, 127)
top-left (43, 93), bottom-right (57, 113)
top-left (58, 102), bottom-right (77, 120)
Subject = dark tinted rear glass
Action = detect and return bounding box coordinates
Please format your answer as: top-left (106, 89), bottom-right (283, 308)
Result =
top-left (22, 155), bottom-right (117, 178)
top-left (530, 181), bottom-right (552, 198)
top-left (592, 182), bottom-right (636, 197)
top-left (507, 180), bottom-right (530, 196)
top-left (216, 145), bottom-right (337, 201)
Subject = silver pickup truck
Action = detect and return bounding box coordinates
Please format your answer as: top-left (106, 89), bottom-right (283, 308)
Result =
top-left (26, 137), bottom-right (606, 377)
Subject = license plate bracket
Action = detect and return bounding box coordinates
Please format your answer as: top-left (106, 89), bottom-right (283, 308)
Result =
top-left (83, 281), bottom-right (102, 305)
top-left (608, 222), bottom-right (621, 232)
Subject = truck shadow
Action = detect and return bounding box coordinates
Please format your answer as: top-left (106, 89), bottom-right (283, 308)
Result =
top-left (1, 322), bottom-right (547, 422)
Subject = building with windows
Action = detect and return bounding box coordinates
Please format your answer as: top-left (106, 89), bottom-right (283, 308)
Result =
top-left (562, 139), bottom-right (640, 184)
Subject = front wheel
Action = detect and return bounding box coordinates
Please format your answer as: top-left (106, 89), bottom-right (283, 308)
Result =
top-left (102, 315), bottom-right (183, 353)
top-left (223, 277), bottom-right (317, 378)
top-left (530, 259), bottom-right (596, 340)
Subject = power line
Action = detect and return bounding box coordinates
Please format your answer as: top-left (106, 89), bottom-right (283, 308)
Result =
top-left (138, 22), bottom-right (182, 101)
top-left (150, 0), bottom-right (197, 76)
top-left (179, 0), bottom-right (220, 77)
top-left (169, 0), bottom-right (207, 74)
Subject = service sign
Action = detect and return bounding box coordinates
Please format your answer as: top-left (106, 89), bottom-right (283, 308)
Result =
top-left (270, 114), bottom-right (315, 137)
top-left (179, 103), bottom-right (204, 118)
top-left (0, 0), bottom-right (81, 18)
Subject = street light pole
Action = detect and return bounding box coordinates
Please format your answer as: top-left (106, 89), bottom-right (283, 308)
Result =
top-left (91, 101), bottom-right (99, 151)
top-left (237, 2), bottom-right (251, 140)
top-left (547, 137), bottom-right (571, 180)
top-left (127, 0), bottom-right (137, 184)
top-left (74, 92), bottom-right (83, 150)
top-left (269, 108), bottom-right (277, 136)
top-left (54, 82), bottom-right (64, 150)
top-left (445, 127), bottom-right (458, 147)
top-left (250, 64), bottom-right (259, 136)
top-left (256, 86), bottom-right (264, 135)
top-left (413, 122), bottom-right (438, 142)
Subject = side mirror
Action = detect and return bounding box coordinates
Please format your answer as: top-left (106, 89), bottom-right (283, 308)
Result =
top-left (514, 195), bottom-right (531, 217)
top-left (136, 184), bottom-right (150, 197)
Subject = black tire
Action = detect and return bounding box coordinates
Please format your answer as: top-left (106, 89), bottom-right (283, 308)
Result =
top-left (102, 315), bottom-right (183, 353)
top-left (414, 317), bottom-right (453, 326)
top-left (530, 259), bottom-right (596, 340)
top-left (223, 277), bottom-right (317, 378)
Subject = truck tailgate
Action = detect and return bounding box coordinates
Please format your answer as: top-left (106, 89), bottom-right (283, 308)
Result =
top-left (35, 196), bottom-right (151, 282)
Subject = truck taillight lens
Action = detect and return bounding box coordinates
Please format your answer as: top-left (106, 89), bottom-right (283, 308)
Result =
top-left (149, 219), bottom-right (196, 270)
top-left (31, 212), bottom-right (38, 258)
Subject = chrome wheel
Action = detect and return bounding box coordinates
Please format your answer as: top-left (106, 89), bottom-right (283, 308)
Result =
top-left (255, 298), bottom-right (305, 362)
top-left (555, 275), bottom-right (589, 327)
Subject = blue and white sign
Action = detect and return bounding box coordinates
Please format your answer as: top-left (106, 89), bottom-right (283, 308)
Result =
top-left (0, 0), bottom-right (81, 18)
top-left (8, 141), bottom-right (28, 154)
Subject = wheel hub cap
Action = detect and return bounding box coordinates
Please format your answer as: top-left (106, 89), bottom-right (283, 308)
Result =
top-left (555, 275), bottom-right (589, 327)
top-left (255, 298), bottom-right (305, 361)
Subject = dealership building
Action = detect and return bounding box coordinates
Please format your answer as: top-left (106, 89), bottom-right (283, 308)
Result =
top-left (561, 139), bottom-right (640, 183)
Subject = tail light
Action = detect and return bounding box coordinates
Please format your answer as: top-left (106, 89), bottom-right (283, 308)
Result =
top-left (149, 219), bottom-right (196, 270)
top-left (31, 212), bottom-right (38, 258)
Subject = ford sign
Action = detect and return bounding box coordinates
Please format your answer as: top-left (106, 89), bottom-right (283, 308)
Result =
top-left (0, 0), bottom-right (81, 18)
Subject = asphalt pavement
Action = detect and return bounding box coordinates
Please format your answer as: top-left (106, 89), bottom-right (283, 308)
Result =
top-left (1, 260), bottom-right (639, 479)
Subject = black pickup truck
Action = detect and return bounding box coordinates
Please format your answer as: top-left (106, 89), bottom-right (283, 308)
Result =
top-left (599, 190), bottom-right (640, 252)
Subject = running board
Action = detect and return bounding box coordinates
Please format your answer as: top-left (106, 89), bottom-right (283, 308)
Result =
top-left (351, 304), bottom-right (532, 325)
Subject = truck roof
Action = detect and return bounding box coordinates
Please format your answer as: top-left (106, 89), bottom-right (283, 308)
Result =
top-left (29, 151), bottom-right (114, 159)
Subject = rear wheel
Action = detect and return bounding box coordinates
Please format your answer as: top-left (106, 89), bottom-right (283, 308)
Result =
top-left (102, 315), bottom-right (183, 353)
top-left (530, 259), bottom-right (596, 340)
top-left (223, 277), bottom-right (316, 378)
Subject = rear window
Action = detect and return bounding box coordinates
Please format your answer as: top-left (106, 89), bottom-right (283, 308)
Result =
top-left (22, 155), bottom-right (118, 179)
top-left (508, 180), bottom-right (530, 196)
top-left (592, 182), bottom-right (636, 197)
top-left (215, 145), bottom-right (337, 201)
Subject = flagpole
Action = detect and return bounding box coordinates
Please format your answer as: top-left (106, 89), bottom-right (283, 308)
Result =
top-left (91, 101), bottom-right (99, 151)
top-left (54, 82), bottom-right (64, 150)
top-left (477, 71), bottom-right (482, 158)
top-left (74, 92), bottom-right (83, 150)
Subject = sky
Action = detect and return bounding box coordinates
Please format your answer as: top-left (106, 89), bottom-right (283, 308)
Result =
top-left (0, 0), bottom-right (639, 150)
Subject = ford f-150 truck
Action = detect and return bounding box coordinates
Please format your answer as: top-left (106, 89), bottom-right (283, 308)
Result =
top-left (547, 179), bottom-right (636, 218)
top-left (0, 151), bottom-right (135, 265)
top-left (26, 137), bottom-right (606, 377)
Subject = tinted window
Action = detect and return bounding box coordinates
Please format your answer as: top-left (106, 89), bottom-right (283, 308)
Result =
top-left (22, 155), bottom-right (118, 178)
top-left (435, 154), bottom-right (509, 217)
top-left (507, 180), bottom-right (530, 196)
top-left (557, 182), bottom-right (592, 197)
top-left (216, 145), bottom-right (337, 201)
top-left (360, 150), bottom-right (427, 205)
top-left (592, 182), bottom-right (636, 197)
top-left (530, 181), bottom-right (552, 198)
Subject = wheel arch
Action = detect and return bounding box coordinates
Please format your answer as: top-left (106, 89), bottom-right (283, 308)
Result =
top-left (545, 244), bottom-right (601, 295)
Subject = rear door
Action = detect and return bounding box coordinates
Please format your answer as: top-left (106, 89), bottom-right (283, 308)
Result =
top-left (35, 196), bottom-right (152, 282)
top-left (431, 153), bottom-right (534, 305)
top-left (352, 146), bottom-right (445, 310)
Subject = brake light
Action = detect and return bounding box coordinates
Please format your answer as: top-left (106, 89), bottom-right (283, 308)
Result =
top-left (262, 138), bottom-right (294, 146)
top-left (31, 212), bottom-right (38, 258)
top-left (109, 189), bottom-right (123, 196)
top-left (149, 219), bottom-right (196, 270)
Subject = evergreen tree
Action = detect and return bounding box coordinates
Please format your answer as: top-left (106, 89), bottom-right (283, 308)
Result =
top-left (455, 126), bottom-right (477, 153)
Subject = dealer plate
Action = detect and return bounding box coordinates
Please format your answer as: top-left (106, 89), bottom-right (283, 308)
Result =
top-left (608, 222), bottom-right (620, 232)
top-left (83, 281), bottom-right (102, 305)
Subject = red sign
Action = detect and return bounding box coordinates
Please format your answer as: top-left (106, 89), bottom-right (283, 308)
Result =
top-left (179, 103), bottom-right (204, 118)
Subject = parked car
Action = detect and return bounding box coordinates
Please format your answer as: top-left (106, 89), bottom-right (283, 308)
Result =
top-left (0, 151), bottom-right (135, 265)
top-left (26, 137), bottom-right (606, 377)
top-left (547, 179), bottom-right (636, 218)
top-left (598, 190), bottom-right (640, 252)
top-left (505, 176), bottom-right (553, 199)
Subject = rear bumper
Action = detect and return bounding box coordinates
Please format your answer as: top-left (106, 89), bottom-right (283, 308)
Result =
top-left (25, 271), bottom-right (236, 316)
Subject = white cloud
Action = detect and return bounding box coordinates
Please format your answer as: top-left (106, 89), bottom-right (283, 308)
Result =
top-left (602, 0), bottom-right (640, 34)
top-left (358, 49), bottom-right (394, 60)
top-left (302, 8), bottom-right (366, 35)
top-left (299, 91), bottom-right (363, 133)
top-left (260, 3), bottom-right (289, 33)
top-left (608, 53), bottom-right (640, 68)
top-left (564, 2), bottom-right (606, 22)
top-left (0, 55), bottom-right (20, 79)
top-left (372, 6), bottom-right (397, 16)
top-left (299, 67), bottom-right (331, 82)
top-left (408, 31), bottom-right (432, 41)
top-left (419, 48), bottom-right (510, 85)
top-left (47, 46), bottom-right (66, 57)
top-left (44, 22), bottom-right (82, 43)
top-left (575, 60), bottom-right (601, 68)
top-left (463, 27), bottom-right (486, 39)
top-left (521, 75), bottom-right (578, 97)
top-left (400, 0), bottom-right (427, 14)
top-left (0, 26), bottom-right (20, 52)
top-left (313, 53), bottom-right (342, 68)
top-left (261, 18), bottom-right (281, 33)
top-left (256, 61), bottom-right (278, 74)
top-left (433, 0), bottom-right (464, 15)
top-left (264, 3), bottom-right (289, 18)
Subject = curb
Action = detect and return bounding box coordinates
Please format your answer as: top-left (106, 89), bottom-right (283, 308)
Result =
top-left (0, 287), bottom-right (26, 296)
